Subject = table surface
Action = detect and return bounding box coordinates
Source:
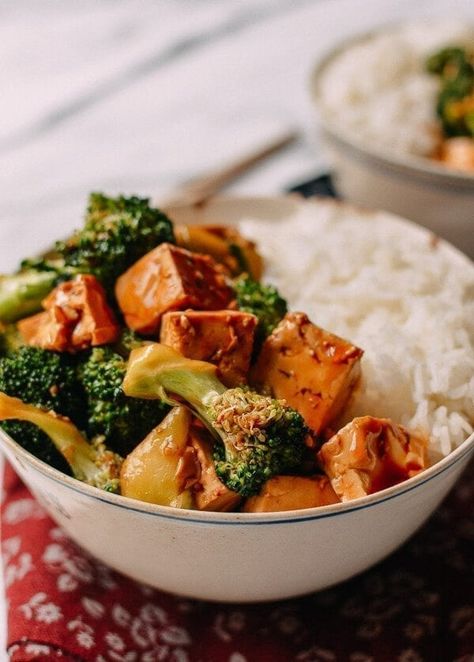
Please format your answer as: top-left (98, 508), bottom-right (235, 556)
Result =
top-left (2, 1), bottom-right (474, 658)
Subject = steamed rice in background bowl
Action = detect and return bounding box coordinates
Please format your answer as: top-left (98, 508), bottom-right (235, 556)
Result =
top-left (239, 198), bottom-right (474, 460)
top-left (310, 21), bottom-right (474, 257)
top-left (315, 20), bottom-right (474, 164)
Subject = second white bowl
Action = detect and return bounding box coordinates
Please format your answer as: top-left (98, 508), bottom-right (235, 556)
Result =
top-left (310, 24), bottom-right (474, 258)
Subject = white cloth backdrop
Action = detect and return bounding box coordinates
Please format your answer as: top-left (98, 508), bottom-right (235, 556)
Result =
top-left (1, 1), bottom-right (474, 656)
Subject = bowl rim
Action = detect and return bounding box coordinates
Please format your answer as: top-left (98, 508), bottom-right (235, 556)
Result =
top-left (1, 194), bottom-right (473, 525)
top-left (309, 20), bottom-right (474, 189)
top-left (1, 424), bottom-right (473, 525)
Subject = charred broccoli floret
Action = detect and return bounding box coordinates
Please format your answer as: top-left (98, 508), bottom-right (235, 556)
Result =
top-left (78, 346), bottom-right (169, 456)
top-left (0, 392), bottom-right (122, 491)
top-left (234, 274), bottom-right (287, 349)
top-left (122, 343), bottom-right (307, 496)
top-left (0, 346), bottom-right (86, 471)
top-left (0, 193), bottom-right (175, 322)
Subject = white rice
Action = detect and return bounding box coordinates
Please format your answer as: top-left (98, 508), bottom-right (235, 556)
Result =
top-left (318, 21), bottom-right (474, 158)
top-left (239, 199), bottom-right (474, 457)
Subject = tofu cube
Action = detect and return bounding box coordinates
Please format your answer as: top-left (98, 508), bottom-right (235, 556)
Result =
top-left (318, 416), bottom-right (427, 501)
top-left (243, 475), bottom-right (339, 513)
top-left (115, 243), bottom-right (234, 334)
top-left (189, 426), bottom-right (241, 512)
top-left (160, 309), bottom-right (257, 387)
top-left (251, 312), bottom-right (363, 434)
top-left (18, 274), bottom-right (119, 352)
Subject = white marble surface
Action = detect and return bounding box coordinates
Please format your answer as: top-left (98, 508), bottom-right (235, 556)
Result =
top-left (1, 1), bottom-right (474, 657)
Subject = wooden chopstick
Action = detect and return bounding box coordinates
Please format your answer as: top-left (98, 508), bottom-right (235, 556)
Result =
top-left (159, 129), bottom-right (298, 208)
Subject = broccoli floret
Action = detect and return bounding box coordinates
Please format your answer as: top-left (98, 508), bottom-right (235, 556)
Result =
top-left (0, 392), bottom-right (122, 491)
top-left (234, 274), bottom-right (287, 348)
top-left (210, 389), bottom-right (308, 496)
top-left (0, 193), bottom-right (175, 322)
top-left (426, 46), bottom-right (474, 137)
top-left (0, 346), bottom-right (84, 422)
top-left (54, 193), bottom-right (175, 290)
top-left (78, 346), bottom-right (169, 456)
top-left (112, 327), bottom-right (147, 358)
top-left (426, 47), bottom-right (468, 76)
top-left (122, 343), bottom-right (307, 496)
top-left (0, 346), bottom-right (86, 472)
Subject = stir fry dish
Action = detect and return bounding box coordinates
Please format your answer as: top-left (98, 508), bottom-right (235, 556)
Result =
top-left (0, 193), bottom-right (428, 512)
top-left (426, 45), bottom-right (474, 172)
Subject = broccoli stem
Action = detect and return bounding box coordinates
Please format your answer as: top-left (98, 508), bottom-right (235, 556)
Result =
top-left (123, 343), bottom-right (308, 496)
top-left (0, 271), bottom-right (57, 322)
top-left (0, 323), bottom-right (23, 356)
top-left (123, 343), bottom-right (225, 425)
top-left (0, 392), bottom-right (121, 490)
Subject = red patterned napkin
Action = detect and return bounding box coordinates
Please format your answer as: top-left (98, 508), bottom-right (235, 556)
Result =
top-left (1, 459), bottom-right (473, 662)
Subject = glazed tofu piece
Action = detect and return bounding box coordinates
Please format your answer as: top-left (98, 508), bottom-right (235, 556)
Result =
top-left (115, 243), bottom-right (234, 334)
top-left (160, 310), bottom-right (258, 387)
top-left (318, 416), bottom-right (427, 502)
top-left (251, 312), bottom-right (363, 434)
top-left (189, 426), bottom-right (241, 512)
top-left (18, 274), bottom-right (119, 352)
top-left (243, 475), bottom-right (340, 513)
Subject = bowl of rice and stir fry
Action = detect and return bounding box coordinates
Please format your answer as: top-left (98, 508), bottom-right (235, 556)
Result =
top-left (0, 193), bottom-right (472, 601)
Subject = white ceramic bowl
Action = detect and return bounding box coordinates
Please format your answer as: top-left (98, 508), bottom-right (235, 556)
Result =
top-left (1, 196), bottom-right (473, 603)
top-left (310, 28), bottom-right (474, 259)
